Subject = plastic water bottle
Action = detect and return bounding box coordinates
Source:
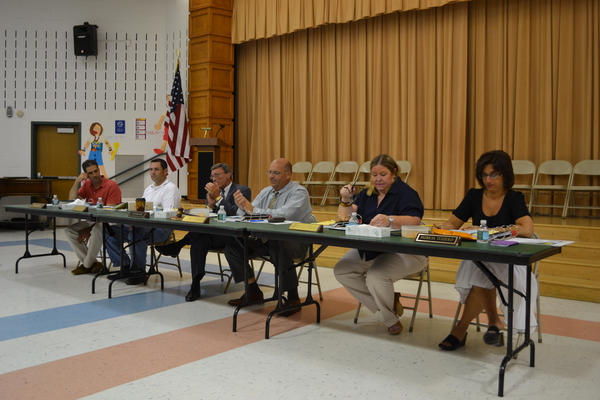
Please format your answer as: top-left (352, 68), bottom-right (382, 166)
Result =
top-left (155, 202), bottom-right (164, 212)
top-left (477, 219), bottom-right (489, 243)
top-left (96, 197), bottom-right (103, 209)
top-left (52, 195), bottom-right (59, 207)
top-left (217, 205), bottom-right (227, 222)
top-left (348, 212), bottom-right (359, 226)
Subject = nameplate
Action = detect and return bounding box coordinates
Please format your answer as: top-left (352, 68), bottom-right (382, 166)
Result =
top-left (289, 223), bottom-right (323, 232)
top-left (181, 215), bottom-right (210, 224)
top-left (128, 211), bottom-right (149, 218)
top-left (30, 203), bottom-right (47, 209)
top-left (415, 233), bottom-right (461, 245)
top-left (72, 205), bottom-right (88, 212)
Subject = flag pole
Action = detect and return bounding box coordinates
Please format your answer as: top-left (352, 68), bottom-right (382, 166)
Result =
top-left (175, 48), bottom-right (181, 190)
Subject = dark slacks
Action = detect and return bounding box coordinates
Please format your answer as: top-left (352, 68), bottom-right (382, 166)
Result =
top-left (187, 232), bottom-right (235, 290)
top-left (224, 238), bottom-right (308, 292)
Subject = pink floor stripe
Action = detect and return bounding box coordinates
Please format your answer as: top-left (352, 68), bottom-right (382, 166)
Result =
top-left (0, 288), bottom-right (357, 400)
top-left (1, 287), bottom-right (599, 400)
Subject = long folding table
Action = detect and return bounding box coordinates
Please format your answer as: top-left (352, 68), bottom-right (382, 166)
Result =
top-left (245, 222), bottom-right (561, 397)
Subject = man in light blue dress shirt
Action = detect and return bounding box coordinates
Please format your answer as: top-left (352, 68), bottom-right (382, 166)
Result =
top-left (224, 158), bottom-right (314, 315)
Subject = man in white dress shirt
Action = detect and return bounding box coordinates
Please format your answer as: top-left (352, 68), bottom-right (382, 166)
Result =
top-left (105, 158), bottom-right (181, 285)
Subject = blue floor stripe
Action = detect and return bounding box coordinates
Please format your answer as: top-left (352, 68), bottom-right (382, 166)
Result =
top-left (0, 238), bottom-right (276, 341)
top-left (0, 280), bottom-right (230, 342)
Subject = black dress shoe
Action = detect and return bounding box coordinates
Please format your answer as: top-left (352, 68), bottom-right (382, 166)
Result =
top-left (227, 291), bottom-right (264, 306)
top-left (185, 289), bottom-right (201, 302)
top-left (280, 298), bottom-right (302, 317)
top-left (125, 275), bottom-right (147, 285)
top-left (155, 242), bottom-right (183, 258)
top-left (107, 265), bottom-right (135, 281)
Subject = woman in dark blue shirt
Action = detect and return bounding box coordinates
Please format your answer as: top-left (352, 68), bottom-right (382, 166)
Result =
top-left (334, 154), bottom-right (428, 335)
top-left (436, 150), bottom-right (536, 351)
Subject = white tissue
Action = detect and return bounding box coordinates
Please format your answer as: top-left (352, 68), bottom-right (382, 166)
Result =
top-left (61, 198), bottom-right (87, 210)
top-left (345, 225), bottom-right (391, 238)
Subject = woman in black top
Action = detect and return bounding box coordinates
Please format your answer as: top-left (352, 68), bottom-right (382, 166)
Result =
top-left (436, 150), bottom-right (535, 350)
top-left (334, 154), bottom-right (428, 335)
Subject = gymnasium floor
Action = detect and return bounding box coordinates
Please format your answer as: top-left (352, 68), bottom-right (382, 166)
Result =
top-left (0, 226), bottom-right (598, 400)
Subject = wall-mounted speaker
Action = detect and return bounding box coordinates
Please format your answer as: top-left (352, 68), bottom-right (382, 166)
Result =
top-left (73, 22), bottom-right (98, 56)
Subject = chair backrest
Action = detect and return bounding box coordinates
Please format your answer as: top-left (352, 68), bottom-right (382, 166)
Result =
top-left (304, 161), bottom-right (335, 183)
top-left (512, 160), bottom-right (536, 176)
top-left (537, 160), bottom-right (572, 176)
top-left (333, 161), bottom-right (359, 174)
top-left (512, 160), bottom-right (536, 189)
top-left (292, 161), bottom-right (313, 174)
top-left (567, 160), bottom-right (600, 190)
top-left (292, 161), bottom-right (313, 182)
top-left (396, 160), bottom-right (412, 183)
top-left (533, 160), bottom-right (573, 187)
top-left (573, 160), bottom-right (600, 176)
top-left (311, 161), bottom-right (335, 174)
top-left (359, 161), bottom-right (371, 174)
top-left (330, 161), bottom-right (359, 183)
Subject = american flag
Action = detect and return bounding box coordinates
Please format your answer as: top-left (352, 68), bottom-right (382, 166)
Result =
top-left (165, 65), bottom-right (191, 172)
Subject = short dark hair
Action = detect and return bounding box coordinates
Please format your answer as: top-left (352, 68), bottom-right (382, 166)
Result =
top-left (82, 159), bottom-right (99, 171)
top-left (211, 163), bottom-right (233, 176)
top-left (475, 150), bottom-right (514, 189)
top-left (151, 158), bottom-right (168, 170)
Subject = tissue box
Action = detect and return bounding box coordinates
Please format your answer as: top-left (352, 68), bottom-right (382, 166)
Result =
top-left (345, 225), bottom-right (391, 238)
top-left (152, 210), bottom-right (178, 219)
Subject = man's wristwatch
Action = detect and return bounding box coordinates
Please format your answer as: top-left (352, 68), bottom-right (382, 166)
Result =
top-left (214, 195), bottom-right (223, 202)
top-left (388, 216), bottom-right (394, 227)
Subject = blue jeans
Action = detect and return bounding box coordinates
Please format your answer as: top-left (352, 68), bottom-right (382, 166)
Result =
top-left (105, 225), bottom-right (170, 272)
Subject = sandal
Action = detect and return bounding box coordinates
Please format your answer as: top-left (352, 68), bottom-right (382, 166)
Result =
top-left (483, 326), bottom-right (505, 347)
top-left (439, 333), bottom-right (467, 351)
top-left (394, 292), bottom-right (404, 317)
top-left (388, 321), bottom-right (403, 335)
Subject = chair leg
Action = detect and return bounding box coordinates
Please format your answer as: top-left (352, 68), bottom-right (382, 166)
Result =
top-left (175, 255), bottom-right (182, 277)
top-left (297, 264), bottom-right (324, 301)
top-left (255, 260), bottom-right (266, 281)
top-left (320, 185), bottom-right (330, 207)
top-left (426, 267), bottom-right (433, 318)
top-left (312, 263), bottom-right (323, 301)
top-left (216, 252), bottom-right (225, 282)
top-left (408, 273), bottom-right (425, 332)
top-left (536, 287), bottom-right (543, 343)
top-left (451, 302), bottom-right (462, 331)
top-left (353, 302), bottom-right (362, 324)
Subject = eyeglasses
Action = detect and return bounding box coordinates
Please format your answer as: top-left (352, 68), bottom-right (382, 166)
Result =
top-left (479, 172), bottom-right (502, 180)
top-left (266, 170), bottom-right (282, 176)
top-left (210, 172), bottom-right (223, 179)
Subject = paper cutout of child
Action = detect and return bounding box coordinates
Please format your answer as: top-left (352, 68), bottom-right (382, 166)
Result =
top-left (79, 122), bottom-right (119, 177)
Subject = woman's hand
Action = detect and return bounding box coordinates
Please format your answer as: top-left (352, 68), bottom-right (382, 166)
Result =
top-left (369, 214), bottom-right (391, 227)
top-left (340, 185), bottom-right (354, 202)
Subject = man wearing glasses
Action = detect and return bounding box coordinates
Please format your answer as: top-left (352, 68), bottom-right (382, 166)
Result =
top-left (224, 158), bottom-right (314, 316)
top-left (156, 163), bottom-right (251, 301)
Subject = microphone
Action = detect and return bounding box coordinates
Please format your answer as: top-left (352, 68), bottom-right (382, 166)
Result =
top-left (215, 124), bottom-right (225, 139)
top-left (200, 127), bottom-right (212, 138)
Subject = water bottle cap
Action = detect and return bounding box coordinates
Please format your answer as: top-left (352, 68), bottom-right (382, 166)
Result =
top-left (480, 220), bottom-right (487, 225)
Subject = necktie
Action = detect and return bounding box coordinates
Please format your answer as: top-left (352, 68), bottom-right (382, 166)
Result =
top-left (268, 191), bottom-right (279, 209)
top-left (220, 189), bottom-right (225, 199)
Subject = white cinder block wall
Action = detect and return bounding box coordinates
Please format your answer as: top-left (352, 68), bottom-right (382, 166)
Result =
top-left (0, 0), bottom-right (189, 219)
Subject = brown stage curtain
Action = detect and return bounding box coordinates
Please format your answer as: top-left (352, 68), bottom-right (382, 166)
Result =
top-left (235, 0), bottom-right (600, 211)
top-left (232, 0), bottom-right (472, 44)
